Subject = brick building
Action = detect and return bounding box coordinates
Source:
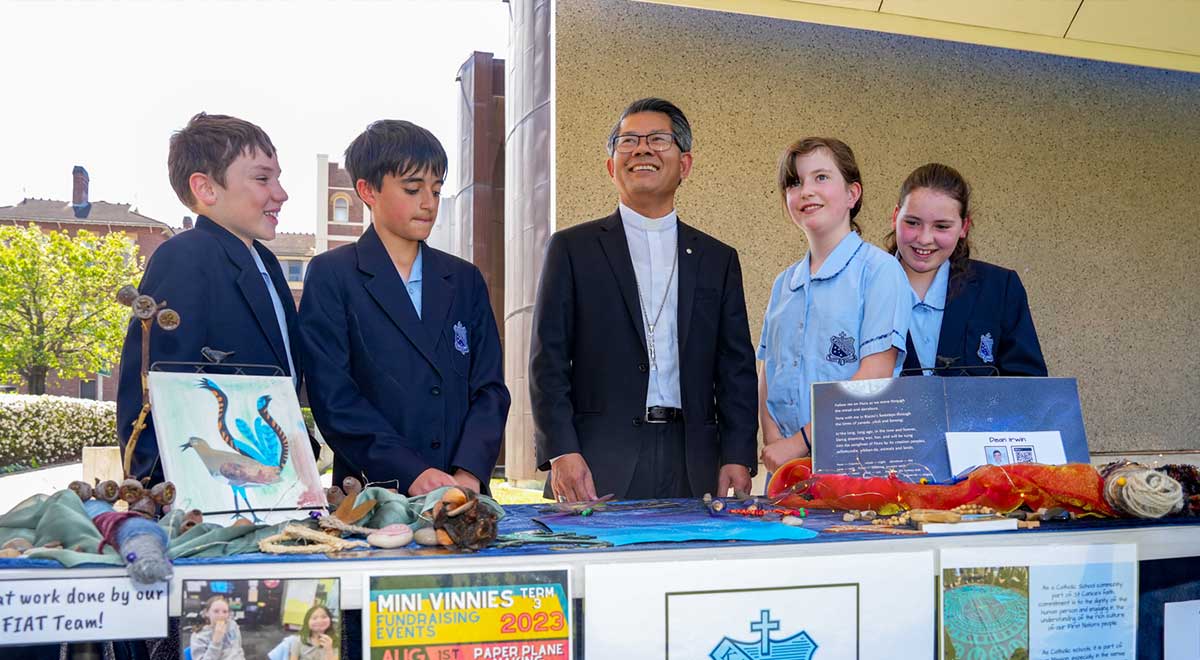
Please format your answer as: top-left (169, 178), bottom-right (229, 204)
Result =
top-left (0, 166), bottom-right (174, 401)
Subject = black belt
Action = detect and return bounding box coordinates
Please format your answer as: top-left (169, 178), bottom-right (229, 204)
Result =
top-left (645, 406), bottom-right (683, 423)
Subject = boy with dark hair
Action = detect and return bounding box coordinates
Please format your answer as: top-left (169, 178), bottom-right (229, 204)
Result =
top-left (117, 112), bottom-right (301, 482)
top-left (299, 120), bottom-right (509, 495)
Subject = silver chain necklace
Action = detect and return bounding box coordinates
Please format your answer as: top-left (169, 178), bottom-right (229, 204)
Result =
top-left (633, 243), bottom-right (678, 371)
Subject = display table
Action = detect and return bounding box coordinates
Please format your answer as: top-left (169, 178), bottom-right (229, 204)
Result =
top-left (1, 503), bottom-right (1197, 615)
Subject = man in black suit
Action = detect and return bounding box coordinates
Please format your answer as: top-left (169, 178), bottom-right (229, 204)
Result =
top-left (530, 98), bottom-right (758, 501)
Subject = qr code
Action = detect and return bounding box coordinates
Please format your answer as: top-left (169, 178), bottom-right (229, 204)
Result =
top-left (1011, 446), bottom-right (1036, 463)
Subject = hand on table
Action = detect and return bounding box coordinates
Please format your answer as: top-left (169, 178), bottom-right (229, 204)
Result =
top-left (550, 453), bottom-right (597, 502)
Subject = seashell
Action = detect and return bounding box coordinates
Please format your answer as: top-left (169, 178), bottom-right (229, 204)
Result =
top-left (435, 529), bottom-right (454, 547)
top-left (367, 524), bottom-right (414, 548)
top-left (180, 509), bottom-right (204, 533)
top-left (325, 486), bottom-right (346, 508)
top-left (781, 515), bottom-right (805, 527)
top-left (413, 527), bottom-right (440, 546)
top-left (116, 285), bottom-right (139, 307)
top-left (342, 476), bottom-right (363, 496)
top-left (441, 487), bottom-right (467, 507)
top-left (231, 518), bottom-right (254, 527)
top-left (0, 548), bottom-right (20, 558)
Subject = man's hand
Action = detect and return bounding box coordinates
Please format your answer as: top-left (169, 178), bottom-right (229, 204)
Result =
top-left (453, 469), bottom-right (482, 493)
top-left (409, 468), bottom-right (459, 496)
top-left (550, 453), bottom-right (597, 502)
top-left (717, 463), bottom-right (752, 497)
top-left (760, 434), bottom-right (808, 472)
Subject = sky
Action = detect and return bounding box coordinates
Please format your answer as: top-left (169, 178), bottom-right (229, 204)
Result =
top-left (0, 0), bottom-right (510, 234)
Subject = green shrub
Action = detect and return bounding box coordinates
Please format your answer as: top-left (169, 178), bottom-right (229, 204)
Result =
top-left (0, 394), bottom-right (116, 468)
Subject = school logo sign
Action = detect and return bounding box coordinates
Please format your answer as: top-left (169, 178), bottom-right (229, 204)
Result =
top-left (826, 331), bottom-right (857, 365)
top-left (977, 332), bottom-right (995, 364)
top-left (708, 610), bottom-right (817, 660)
top-left (453, 321), bottom-right (470, 355)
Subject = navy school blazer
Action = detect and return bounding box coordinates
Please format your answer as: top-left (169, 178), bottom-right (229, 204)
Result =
top-left (903, 259), bottom-right (1048, 377)
top-left (116, 216), bottom-right (303, 482)
top-left (298, 226), bottom-right (510, 493)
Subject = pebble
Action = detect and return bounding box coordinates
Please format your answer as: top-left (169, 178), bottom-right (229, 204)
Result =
top-left (781, 515), bottom-right (805, 527)
top-left (413, 527), bottom-right (440, 546)
top-left (367, 524), bottom-right (414, 548)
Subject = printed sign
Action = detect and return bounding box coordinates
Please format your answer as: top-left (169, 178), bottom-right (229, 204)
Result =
top-left (940, 544), bottom-right (1137, 660)
top-left (0, 576), bottom-right (167, 645)
top-left (365, 569), bottom-right (571, 660)
top-left (1164, 599), bottom-right (1200, 660)
top-left (946, 430), bottom-right (1068, 473)
top-left (586, 551), bottom-right (934, 659)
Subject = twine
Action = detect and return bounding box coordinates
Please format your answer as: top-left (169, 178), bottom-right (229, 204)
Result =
top-left (1103, 463), bottom-right (1183, 518)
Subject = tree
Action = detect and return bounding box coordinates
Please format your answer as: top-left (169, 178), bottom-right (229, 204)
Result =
top-left (0, 223), bottom-right (141, 394)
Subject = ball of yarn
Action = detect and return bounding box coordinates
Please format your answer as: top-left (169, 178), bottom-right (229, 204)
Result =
top-left (1103, 463), bottom-right (1184, 519)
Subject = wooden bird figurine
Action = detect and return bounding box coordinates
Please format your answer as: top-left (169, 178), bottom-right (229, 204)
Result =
top-left (180, 437), bottom-right (282, 522)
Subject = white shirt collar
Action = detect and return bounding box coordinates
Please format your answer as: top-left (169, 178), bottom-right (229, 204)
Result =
top-left (618, 202), bottom-right (677, 232)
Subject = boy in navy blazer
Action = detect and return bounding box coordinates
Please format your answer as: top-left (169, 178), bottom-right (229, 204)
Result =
top-left (117, 113), bottom-right (301, 482)
top-left (299, 120), bottom-right (509, 496)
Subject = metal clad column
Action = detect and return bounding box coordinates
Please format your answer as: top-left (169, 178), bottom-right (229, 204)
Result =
top-left (504, 0), bottom-right (552, 481)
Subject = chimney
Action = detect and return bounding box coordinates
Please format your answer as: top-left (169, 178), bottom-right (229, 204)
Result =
top-left (182, 216), bottom-right (194, 230)
top-left (71, 166), bottom-right (91, 219)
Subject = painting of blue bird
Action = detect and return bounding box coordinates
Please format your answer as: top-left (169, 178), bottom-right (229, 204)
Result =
top-left (148, 371), bottom-right (326, 523)
top-left (194, 377), bottom-right (292, 521)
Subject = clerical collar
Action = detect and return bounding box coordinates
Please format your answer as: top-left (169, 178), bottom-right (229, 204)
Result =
top-left (619, 202), bottom-right (677, 232)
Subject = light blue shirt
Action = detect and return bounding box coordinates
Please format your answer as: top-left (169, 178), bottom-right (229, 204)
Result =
top-left (248, 245), bottom-right (297, 384)
top-left (757, 231), bottom-right (911, 437)
top-left (398, 244), bottom-right (424, 319)
top-left (619, 202), bottom-right (682, 409)
top-left (909, 260), bottom-right (950, 373)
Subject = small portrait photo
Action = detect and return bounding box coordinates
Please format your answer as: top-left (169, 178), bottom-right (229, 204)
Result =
top-left (1011, 446), bottom-right (1037, 464)
top-left (181, 577), bottom-right (341, 660)
top-left (986, 447), bottom-right (1010, 465)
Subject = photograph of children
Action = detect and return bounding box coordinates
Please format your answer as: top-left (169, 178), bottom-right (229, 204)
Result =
top-left (941, 566), bottom-right (1030, 660)
top-left (1011, 446), bottom-right (1037, 464)
top-left (181, 578), bottom-right (341, 660)
top-left (986, 447), bottom-right (1010, 466)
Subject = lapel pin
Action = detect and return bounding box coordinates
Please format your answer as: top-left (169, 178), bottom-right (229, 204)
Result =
top-left (686, 248), bottom-right (693, 255)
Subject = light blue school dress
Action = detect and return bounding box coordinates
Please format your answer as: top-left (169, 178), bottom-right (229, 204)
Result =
top-left (758, 231), bottom-right (911, 438)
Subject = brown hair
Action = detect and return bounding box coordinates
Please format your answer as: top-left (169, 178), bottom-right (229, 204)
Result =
top-left (885, 163), bottom-right (973, 296)
top-left (168, 112), bottom-right (276, 209)
top-left (776, 137), bottom-right (864, 234)
top-left (193, 595), bottom-right (230, 632)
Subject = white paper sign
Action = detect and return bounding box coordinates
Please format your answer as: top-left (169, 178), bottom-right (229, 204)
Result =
top-left (1164, 599), bottom-right (1200, 660)
top-left (941, 544), bottom-right (1137, 660)
top-left (587, 551), bottom-right (934, 659)
top-left (0, 577), bottom-right (168, 645)
top-left (946, 430), bottom-right (1067, 473)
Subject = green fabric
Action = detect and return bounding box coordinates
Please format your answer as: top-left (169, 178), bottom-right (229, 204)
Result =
top-left (0, 486), bottom-right (506, 567)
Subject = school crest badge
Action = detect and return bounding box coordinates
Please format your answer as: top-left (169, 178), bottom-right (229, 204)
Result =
top-left (977, 332), bottom-right (994, 364)
top-left (453, 322), bottom-right (469, 355)
top-left (826, 331), bottom-right (857, 366)
top-left (708, 609), bottom-right (817, 660)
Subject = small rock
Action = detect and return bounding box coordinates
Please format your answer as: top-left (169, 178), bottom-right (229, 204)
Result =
top-left (2, 538), bottom-right (32, 552)
top-left (842, 513), bottom-right (856, 523)
top-left (367, 524), bottom-right (414, 549)
top-left (413, 527), bottom-right (440, 546)
top-left (781, 515), bottom-right (805, 527)
top-left (0, 548), bottom-right (20, 558)
top-left (861, 510), bottom-right (878, 521)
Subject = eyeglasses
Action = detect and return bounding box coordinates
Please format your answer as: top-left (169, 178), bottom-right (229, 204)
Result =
top-left (611, 132), bottom-right (677, 154)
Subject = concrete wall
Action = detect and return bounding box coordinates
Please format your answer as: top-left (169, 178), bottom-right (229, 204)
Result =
top-left (554, 0), bottom-right (1200, 453)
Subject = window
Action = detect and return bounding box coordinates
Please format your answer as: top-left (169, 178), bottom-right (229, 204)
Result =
top-left (333, 197), bottom-right (349, 222)
top-left (286, 260), bottom-right (304, 282)
top-left (79, 378), bottom-right (98, 400)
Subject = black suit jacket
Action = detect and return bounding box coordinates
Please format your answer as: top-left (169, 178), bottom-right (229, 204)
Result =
top-left (903, 259), bottom-right (1048, 377)
top-left (529, 210), bottom-right (758, 498)
top-left (298, 226), bottom-right (509, 493)
top-left (117, 216), bottom-right (303, 482)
